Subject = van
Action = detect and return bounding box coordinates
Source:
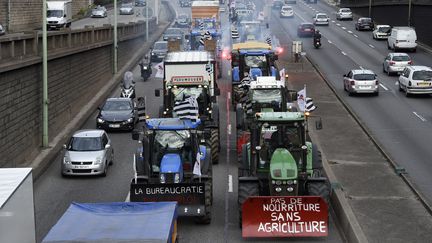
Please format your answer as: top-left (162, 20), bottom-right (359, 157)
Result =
top-left (47, 0), bottom-right (72, 30)
top-left (387, 27), bottom-right (417, 52)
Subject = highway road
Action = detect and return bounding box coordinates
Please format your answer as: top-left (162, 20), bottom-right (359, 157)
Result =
top-left (268, 0), bottom-right (432, 206)
top-left (33, 1), bottom-right (344, 243)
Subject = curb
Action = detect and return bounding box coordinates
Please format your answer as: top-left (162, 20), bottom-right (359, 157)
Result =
top-left (29, 1), bottom-right (174, 181)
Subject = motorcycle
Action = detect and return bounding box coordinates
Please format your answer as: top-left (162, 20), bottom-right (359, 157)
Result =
top-left (139, 55), bottom-right (152, 81)
top-left (313, 37), bottom-right (321, 49)
top-left (120, 71), bottom-right (136, 99)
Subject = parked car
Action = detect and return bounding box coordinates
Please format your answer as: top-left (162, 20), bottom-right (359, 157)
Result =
top-left (297, 23), bottom-right (315, 37)
top-left (387, 26), bottom-right (417, 52)
top-left (280, 5), bottom-right (294, 18)
top-left (355, 17), bottom-right (374, 31)
top-left (91, 6), bottom-right (107, 18)
top-left (398, 66), bottom-right (432, 96)
top-left (272, 0), bottom-right (284, 9)
top-left (343, 69), bottom-right (379, 96)
top-left (383, 53), bottom-right (412, 76)
top-left (373, 25), bottom-right (391, 39)
top-left (336, 8), bottom-right (352, 20)
top-left (119, 3), bottom-right (134, 15)
top-left (150, 41), bottom-right (168, 62)
top-left (0, 23), bottom-right (5, 36)
top-left (135, 0), bottom-right (146, 6)
top-left (163, 28), bottom-right (184, 42)
top-left (61, 129), bottom-right (114, 176)
top-left (313, 13), bottom-right (329, 26)
top-left (174, 14), bottom-right (190, 28)
top-left (96, 98), bottom-right (138, 131)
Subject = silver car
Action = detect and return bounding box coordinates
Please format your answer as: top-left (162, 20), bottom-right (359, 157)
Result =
top-left (119, 3), bottom-right (134, 15)
top-left (62, 130), bottom-right (114, 176)
top-left (343, 69), bottom-right (379, 96)
top-left (336, 8), bottom-right (353, 21)
top-left (313, 13), bottom-right (329, 25)
top-left (383, 53), bottom-right (412, 76)
top-left (91, 6), bottom-right (107, 18)
top-left (0, 23), bottom-right (5, 36)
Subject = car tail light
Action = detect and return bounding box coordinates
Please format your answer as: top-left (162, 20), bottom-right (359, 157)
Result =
top-left (408, 60), bottom-right (413, 65)
top-left (396, 40), bottom-right (399, 43)
top-left (408, 81), bottom-right (412, 86)
top-left (376, 80), bottom-right (379, 85)
top-left (389, 61), bottom-right (395, 66)
top-left (350, 80), bottom-right (355, 85)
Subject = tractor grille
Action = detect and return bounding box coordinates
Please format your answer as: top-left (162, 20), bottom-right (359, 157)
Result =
top-left (286, 169), bottom-right (296, 178)
top-left (165, 173), bottom-right (175, 183)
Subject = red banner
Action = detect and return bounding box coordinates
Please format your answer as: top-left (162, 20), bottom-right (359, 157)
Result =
top-left (242, 196), bottom-right (328, 238)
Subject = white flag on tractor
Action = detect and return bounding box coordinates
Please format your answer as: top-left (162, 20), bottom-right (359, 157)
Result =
top-left (155, 61), bottom-right (164, 78)
top-left (193, 152), bottom-right (202, 176)
top-left (279, 68), bottom-right (286, 82)
top-left (297, 86), bottom-right (306, 112)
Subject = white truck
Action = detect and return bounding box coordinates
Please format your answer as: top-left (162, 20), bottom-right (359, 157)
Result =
top-left (47, 0), bottom-right (72, 30)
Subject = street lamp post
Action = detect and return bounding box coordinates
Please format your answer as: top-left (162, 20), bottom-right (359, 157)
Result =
top-left (146, 0), bottom-right (149, 41)
top-left (113, 0), bottom-right (118, 73)
top-left (368, 0), bottom-right (372, 18)
top-left (42, 0), bottom-right (49, 147)
top-left (408, 0), bottom-right (412, 26)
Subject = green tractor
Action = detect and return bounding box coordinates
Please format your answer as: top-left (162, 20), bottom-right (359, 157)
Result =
top-left (237, 111), bottom-right (330, 226)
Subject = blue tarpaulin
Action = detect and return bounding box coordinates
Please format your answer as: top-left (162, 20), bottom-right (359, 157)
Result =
top-left (42, 202), bottom-right (177, 243)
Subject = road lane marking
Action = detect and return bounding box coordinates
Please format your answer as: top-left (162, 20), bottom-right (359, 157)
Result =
top-left (228, 70), bottom-right (231, 76)
top-left (228, 175), bottom-right (233, 192)
top-left (348, 30), bottom-right (353, 34)
top-left (331, 20), bottom-right (335, 23)
top-left (368, 44), bottom-right (375, 48)
top-left (341, 51), bottom-right (347, 55)
top-left (379, 83), bottom-right (388, 91)
top-left (336, 23), bottom-right (341, 26)
top-left (228, 124), bottom-right (232, 135)
top-left (342, 26), bottom-right (346, 30)
top-left (228, 91), bottom-right (231, 100)
top-left (328, 40), bottom-right (332, 44)
top-left (359, 66), bottom-right (364, 69)
top-left (413, 112), bottom-right (427, 122)
top-left (354, 34), bottom-right (358, 37)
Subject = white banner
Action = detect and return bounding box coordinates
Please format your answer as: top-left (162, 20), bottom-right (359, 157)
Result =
top-left (155, 61), bottom-right (164, 78)
top-left (193, 152), bottom-right (202, 176)
top-left (297, 87), bottom-right (306, 112)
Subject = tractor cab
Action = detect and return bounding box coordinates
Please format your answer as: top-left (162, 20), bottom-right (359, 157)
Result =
top-left (189, 18), bottom-right (221, 50)
top-left (237, 21), bottom-right (266, 42)
top-left (248, 76), bottom-right (290, 112)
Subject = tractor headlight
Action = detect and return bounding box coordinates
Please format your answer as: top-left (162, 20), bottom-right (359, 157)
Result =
top-left (143, 66), bottom-right (148, 70)
top-left (174, 173), bottom-right (180, 183)
top-left (275, 187), bottom-right (282, 192)
top-left (160, 174), bottom-right (166, 183)
top-left (127, 118), bottom-right (134, 123)
top-left (287, 187), bottom-right (294, 192)
top-left (97, 118), bottom-right (104, 123)
top-left (275, 180), bottom-right (282, 185)
top-left (287, 180), bottom-right (293, 185)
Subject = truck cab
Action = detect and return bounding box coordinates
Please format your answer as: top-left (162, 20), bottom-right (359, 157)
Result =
top-left (47, 0), bottom-right (72, 30)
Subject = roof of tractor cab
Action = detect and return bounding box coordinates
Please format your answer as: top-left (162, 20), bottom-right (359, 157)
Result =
top-left (255, 112), bottom-right (305, 122)
top-left (164, 51), bottom-right (214, 63)
top-left (146, 118), bottom-right (201, 130)
top-left (232, 41), bottom-right (272, 51)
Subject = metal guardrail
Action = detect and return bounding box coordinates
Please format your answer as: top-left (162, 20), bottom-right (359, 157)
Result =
top-left (0, 18), bottom-right (156, 72)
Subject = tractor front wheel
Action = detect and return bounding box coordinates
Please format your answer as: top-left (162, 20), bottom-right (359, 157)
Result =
top-left (308, 181), bottom-right (330, 204)
top-left (208, 129), bottom-right (219, 164)
top-left (194, 179), bottom-right (212, 224)
top-left (237, 181), bottom-right (259, 228)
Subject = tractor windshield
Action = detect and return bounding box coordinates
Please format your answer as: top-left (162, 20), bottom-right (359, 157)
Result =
top-left (155, 130), bottom-right (190, 149)
top-left (252, 89), bottom-right (282, 103)
top-left (245, 55), bottom-right (267, 68)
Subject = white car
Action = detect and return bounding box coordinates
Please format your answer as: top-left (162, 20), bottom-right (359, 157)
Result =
top-left (398, 66), bottom-right (432, 96)
top-left (382, 53), bottom-right (412, 76)
top-left (313, 13), bottom-right (329, 25)
top-left (280, 5), bottom-right (294, 18)
top-left (343, 69), bottom-right (379, 96)
top-left (336, 8), bottom-right (353, 20)
top-left (387, 27), bottom-right (417, 52)
top-left (373, 25), bottom-right (391, 39)
top-left (62, 130), bottom-right (114, 176)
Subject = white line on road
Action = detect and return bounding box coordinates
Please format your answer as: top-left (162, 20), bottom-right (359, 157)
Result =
top-left (359, 66), bottom-right (364, 69)
top-left (228, 175), bottom-right (233, 192)
top-left (395, 81), bottom-right (399, 86)
top-left (331, 20), bottom-right (335, 23)
top-left (328, 40), bottom-right (332, 44)
top-left (227, 124), bottom-right (232, 135)
top-left (379, 83), bottom-right (389, 91)
top-left (354, 34), bottom-right (358, 37)
top-left (336, 23), bottom-right (341, 26)
top-left (413, 112), bottom-right (427, 122)
top-left (368, 44), bottom-right (375, 48)
top-left (341, 51), bottom-right (347, 56)
top-left (228, 91), bottom-right (231, 100)
top-left (342, 26), bottom-right (346, 30)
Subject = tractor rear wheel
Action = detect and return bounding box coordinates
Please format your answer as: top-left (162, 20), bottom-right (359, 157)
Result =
top-left (207, 129), bottom-right (219, 164)
top-left (237, 181), bottom-right (259, 228)
top-left (312, 144), bottom-right (323, 177)
top-left (308, 181), bottom-right (330, 204)
top-left (194, 179), bottom-right (212, 224)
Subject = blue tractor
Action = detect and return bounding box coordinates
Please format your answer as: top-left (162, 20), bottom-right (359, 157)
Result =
top-left (130, 118), bottom-right (213, 224)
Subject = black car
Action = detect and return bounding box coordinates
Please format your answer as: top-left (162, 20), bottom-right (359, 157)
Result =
top-left (174, 14), bottom-right (190, 28)
top-left (150, 41), bottom-right (168, 62)
top-left (96, 98), bottom-right (137, 131)
top-left (355, 17), bottom-right (374, 31)
top-left (135, 0), bottom-right (146, 6)
top-left (163, 28), bottom-right (184, 42)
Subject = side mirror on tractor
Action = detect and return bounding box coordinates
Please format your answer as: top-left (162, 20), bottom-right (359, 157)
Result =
top-left (155, 89), bottom-right (160, 97)
top-left (214, 88), bottom-right (220, 96)
top-left (315, 118), bottom-right (323, 130)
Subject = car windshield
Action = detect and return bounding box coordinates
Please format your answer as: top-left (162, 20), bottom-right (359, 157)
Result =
top-left (392, 55), bottom-right (410, 61)
top-left (260, 125), bottom-right (301, 148)
top-left (378, 26), bottom-right (391, 32)
top-left (360, 18), bottom-right (372, 23)
top-left (172, 87), bottom-right (204, 101)
top-left (121, 3), bottom-right (133, 8)
top-left (282, 7), bottom-right (292, 10)
top-left (341, 9), bottom-right (351, 13)
top-left (317, 14), bottom-right (327, 18)
top-left (154, 42), bottom-right (167, 50)
top-left (47, 10), bottom-right (63, 18)
top-left (252, 89), bottom-right (282, 103)
top-left (302, 24), bottom-right (314, 29)
top-left (353, 74), bottom-right (375, 80)
top-left (68, 137), bottom-right (103, 151)
top-left (165, 29), bottom-right (181, 35)
top-left (155, 130), bottom-right (190, 149)
top-left (412, 70), bottom-right (432, 80)
top-left (103, 100), bottom-right (132, 111)
top-left (245, 55), bottom-right (267, 68)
